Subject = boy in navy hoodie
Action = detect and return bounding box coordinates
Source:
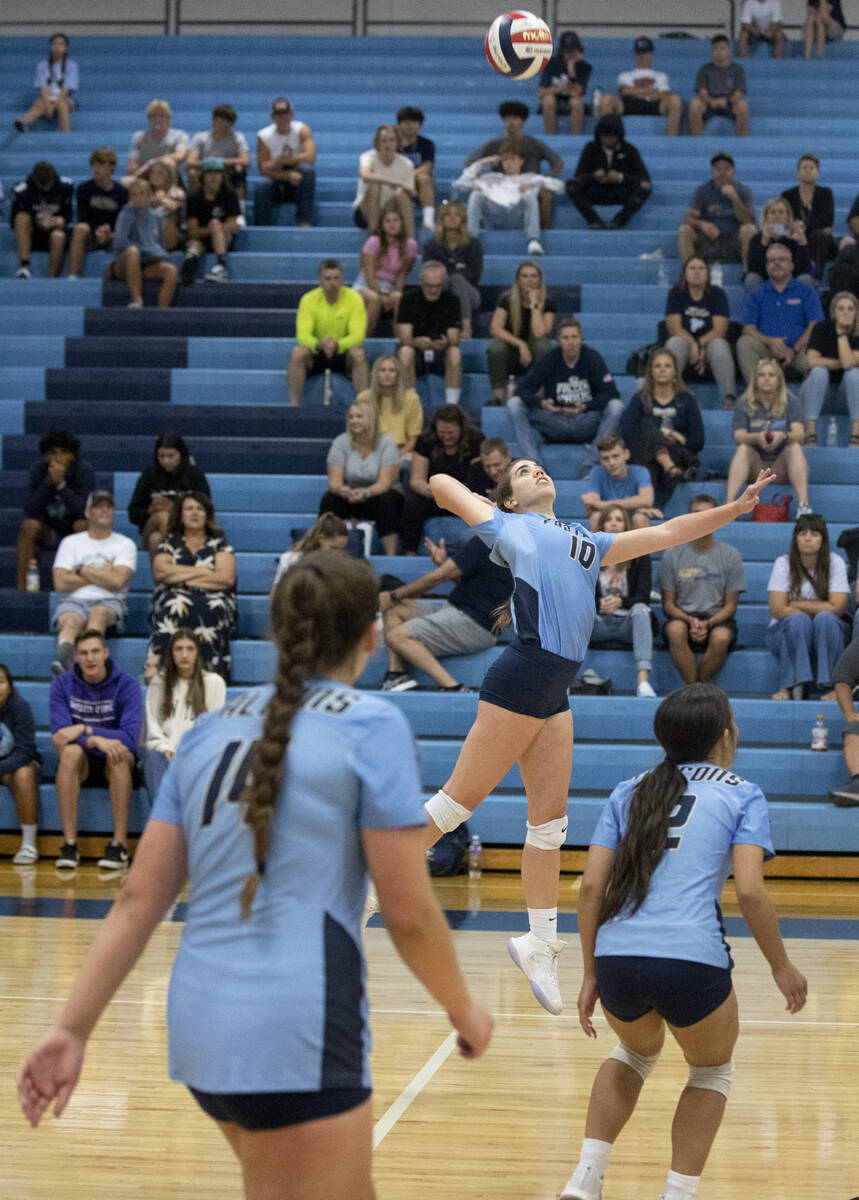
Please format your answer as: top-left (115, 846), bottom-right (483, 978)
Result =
top-left (49, 629), bottom-right (142, 870)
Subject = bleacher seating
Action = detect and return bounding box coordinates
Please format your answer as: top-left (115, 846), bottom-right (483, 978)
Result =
top-left (1, 34), bottom-right (856, 856)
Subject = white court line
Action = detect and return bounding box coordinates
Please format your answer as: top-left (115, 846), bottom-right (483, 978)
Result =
top-left (372, 1030), bottom-right (458, 1148)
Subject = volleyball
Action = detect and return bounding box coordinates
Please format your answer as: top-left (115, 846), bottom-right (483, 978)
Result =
top-left (484, 11), bottom-right (553, 79)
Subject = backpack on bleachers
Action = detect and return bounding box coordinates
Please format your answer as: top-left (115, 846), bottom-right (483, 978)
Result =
top-left (426, 825), bottom-right (470, 876)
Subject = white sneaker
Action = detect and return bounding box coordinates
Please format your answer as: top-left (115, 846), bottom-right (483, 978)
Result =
top-left (15, 264), bottom-right (32, 279)
top-left (205, 262), bottom-right (228, 282)
top-left (67, 274), bottom-right (80, 281)
top-left (507, 931), bottom-right (566, 1014)
top-left (235, 214), bottom-right (246, 229)
top-left (636, 680), bottom-right (657, 698)
top-left (797, 500), bottom-right (812, 516)
top-left (527, 238), bottom-right (544, 256)
top-left (561, 1162), bottom-right (604, 1200)
top-left (127, 299), bottom-right (143, 309)
top-left (12, 843), bottom-right (38, 865)
top-left (710, 262), bottom-right (724, 286)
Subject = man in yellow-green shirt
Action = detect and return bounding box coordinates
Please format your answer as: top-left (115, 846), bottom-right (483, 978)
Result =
top-left (287, 258), bottom-right (369, 405)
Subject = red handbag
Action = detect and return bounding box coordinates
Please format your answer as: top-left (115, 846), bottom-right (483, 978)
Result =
top-left (752, 493), bottom-right (792, 522)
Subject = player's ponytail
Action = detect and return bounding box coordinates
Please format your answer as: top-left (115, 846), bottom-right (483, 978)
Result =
top-left (488, 459), bottom-right (528, 633)
top-left (599, 683), bottom-right (734, 926)
top-left (239, 550), bottom-right (379, 920)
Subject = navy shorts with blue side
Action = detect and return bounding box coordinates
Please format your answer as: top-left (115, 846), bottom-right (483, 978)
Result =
top-left (479, 640), bottom-right (578, 719)
top-left (188, 1085), bottom-right (372, 1131)
top-left (595, 955), bottom-right (733, 1028)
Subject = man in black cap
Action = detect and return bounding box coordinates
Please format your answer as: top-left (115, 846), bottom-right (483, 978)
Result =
top-left (537, 31), bottom-right (593, 135)
top-left (566, 114), bottom-right (652, 229)
top-left (599, 36), bottom-right (683, 136)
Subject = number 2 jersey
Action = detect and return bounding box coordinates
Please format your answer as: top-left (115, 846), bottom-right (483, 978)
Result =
top-left (473, 509), bottom-right (615, 662)
top-left (150, 680), bottom-right (426, 1094)
top-left (591, 762), bottom-right (775, 969)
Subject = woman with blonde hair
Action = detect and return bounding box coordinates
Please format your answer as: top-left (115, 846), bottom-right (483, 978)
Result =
top-left (318, 398), bottom-right (402, 554)
top-left (743, 196), bottom-right (812, 290)
top-left (487, 260), bottom-right (556, 404)
top-left (802, 289), bottom-right (859, 446)
top-left (422, 201), bottom-right (484, 339)
top-left (726, 358), bottom-right (810, 511)
top-left (271, 512), bottom-right (350, 592)
top-left (140, 158), bottom-right (185, 250)
top-left (355, 355), bottom-right (423, 458)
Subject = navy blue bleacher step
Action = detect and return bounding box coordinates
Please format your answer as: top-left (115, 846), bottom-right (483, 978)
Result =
top-left (65, 337), bottom-right (188, 369)
top-left (3, 434), bottom-right (330, 474)
top-left (102, 281), bottom-right (297, 309)
top-left (0, 591), bottom-right (49, 631)
top-left (45, 368), bottom-right (171, 404)
top-left (24, 402), bottom-right (347, 439)
top-left (86, 307), bottom-right (293, 339)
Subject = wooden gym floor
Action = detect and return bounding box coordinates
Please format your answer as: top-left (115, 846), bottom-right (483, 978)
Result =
top-left (0, 863), bottom-right (857, 1199)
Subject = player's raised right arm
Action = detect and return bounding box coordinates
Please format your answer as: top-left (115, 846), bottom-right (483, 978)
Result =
top-left (430, 473), bottom-right (495, 526)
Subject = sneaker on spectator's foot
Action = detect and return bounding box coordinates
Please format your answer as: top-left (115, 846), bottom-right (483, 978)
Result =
top-left (127, 299), bottom-right (143, 309)
top-left (561, 1162), bottom-right (604, 1200)
top-left (830, 775), bottom-right (859, 806)
top-left (205, 262), bottom-right (228, 282)
top-left (507, 932), bottom-right (566, 1014)
top-left (14, 120), bottom-right (25, 133)
top-left (98, 841), bottom-right (129, 870)
top-left (709, 262), bottom-right (724, 286)
top-left (181, 252), bottom-right (200, 286)
top-left (636, 680), bottom-right (657, 698)
top-left (235, 214), bottom-right (246, 229)
top-left (362, 882), bottom-right (381, 931)
top-left (67, 274), bottom-right (80, 281)
top-left (588, 217), bottom-right (609, 230)
top-left (15, 264), bottom-right (32, 279)
top-left (50, 642), bottom-right (75, 676)
top-left (380, 671), bottom-right (418, 692)
top-left (13, 843), bottom-right (38, 865)
top-left (607, 213), bottom-right (627, 229)
top-left (439, 683), bottom-right (474, 693)
top-left (527, 239), bottom-right (544, 256)
top-left (797, 500), bottom-right (812, 516)
top-left (56, 842), bottom-right (80, 870)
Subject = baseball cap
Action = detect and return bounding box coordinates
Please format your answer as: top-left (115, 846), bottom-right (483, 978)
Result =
top-left (634, 36), bottom-right (654, 53)
top-left (201, 156), bottom-right (224, 173)
top-left (559, 31), bottom-right (583, 52)
top-left (86, 489), bottom-right (114, 507)
top-left (271, 98), bottom-right (292, 114)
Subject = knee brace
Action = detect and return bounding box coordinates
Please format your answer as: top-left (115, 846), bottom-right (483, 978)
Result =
top-left (525, 815), bottom-right (568, 851)
top-left (609, 1041), bottom-right (661, 1082)
top-left (424, 789), bottom-right (471, 835)
top-left (687, 1058), bottom-right (733, 1098)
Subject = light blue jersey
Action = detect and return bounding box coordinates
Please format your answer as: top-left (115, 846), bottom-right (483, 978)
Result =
top-left (150, 680), bottom-right (425, 1093)
top-left (592, 762), bottom-right (774, 969)
top-left (473, 509), bottom-right (615, 662)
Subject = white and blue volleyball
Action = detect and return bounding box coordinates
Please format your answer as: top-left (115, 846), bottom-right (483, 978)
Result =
top-left (484, 11), bottom-right (553, 79)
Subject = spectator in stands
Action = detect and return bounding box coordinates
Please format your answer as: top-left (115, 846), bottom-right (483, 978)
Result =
top-left (255, 97), bottom-right (316, 227)
top-left (829, 634), bottom-right (859, 804)
top-left (287, 259), bottom-right (368, 405)
top-left (725, 359), bottom-right (811, 513)
top-left (537, 30), bottom-right (592, 136)
top-left (0, 664), bottom-right (42, 865)
top-left (664, 256), bottom-right (736, 409)
top-left (14, 33), bottom-right (78, 134)
top-left (396, 261), bottom-right (462, 405)
top-left (354, 202), bottom-right (417, 334)
top-left (455, 138), bottom-right (564, 258)
top-left (581, 434), bottom-right (659, 531)
top-left (142, 627), bottom-right (226, 799)
top-left (740, 0), bottom-right (787, 56)
top-left (140, 159), bottom-right (185, 251)
top-left (124, 99), bottom-right (188, 184)
top-left (803, 291), bottom-right (859, 445)
top-left (565, 113), bottom-right (652, 230)
top-left (10, 159), bottom-right (72, 279)
top-left (186, 103), bottom-right (251, 196)
top-left (317, 399), bottom-right (403, 556)
top-left (180, 157), bottom-right (241, 285)
top-left (127, 432), bottom-right (211, 557)
top-left (766, 514), bottom-right (848, 699)
top-left (677, 153), bottom-right (755, 279)
top-left (661, 494), bottom-right (747, 684)
top-left (378, 534), bottom-right (511, 692)
top-left (271, 513), bottom-right (350, 592)
top-left (150, 492), bottom-right (237, 681)
top-left (737, 242), bottom-right (823, 384)
top-left (505, 318), bottom-right (624, 471)
top-left (487, 260), bottom-right (556, 403)
top-left (464, 436), bottom-right (513, 495)
top-left (422, 201), bottom-right (483, 340)
top-left (586, 504), bottom-right (657, 697)
top-left (464, 101), bottom-right (564, 230)
top-left (16, 430), bottom-right (93, 590)
top-left (782, 154), bottom-right (836, 282)
top-left (689, 34), bottom-right (749, 137)
top-left (50, 628), bottom-right (142, 871)
top-left (109, 178), bottom-right (178, 310)
top-left (356, 354), bottom-right (424, 460)
top-left (805, 0), bottom-right (846, 56)
top-left (51, 490), bottom-right (137, 676)
top-left (619, 349), bottom-right (705, 505)
top-left (396, 106), bottom-right (436, 231)
top-left (744, 197), bottom-right (813, 291)
top-left (400, 405), bottom-right (482, 554)
top-left (353, 124), bottom-right (415, 238)
top-left (67, 147), bottom-right (128, 279)
top-left (598, 36), bottom-right (683, 137)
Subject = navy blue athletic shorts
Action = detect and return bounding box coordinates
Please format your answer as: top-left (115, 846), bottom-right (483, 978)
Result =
top-left (479, 640), bottom-right (579, 719)
top-left (595, 955), bottom-right (733, 1028)
top-left (188, 1085), bottom-right (371, 1131)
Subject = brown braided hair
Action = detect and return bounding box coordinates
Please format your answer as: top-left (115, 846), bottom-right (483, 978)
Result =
top-left (239, 550), bottom-right (379, 919)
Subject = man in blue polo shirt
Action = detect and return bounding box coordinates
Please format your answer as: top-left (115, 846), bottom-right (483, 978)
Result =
top-left (737, 241), bottom-right (823, 383)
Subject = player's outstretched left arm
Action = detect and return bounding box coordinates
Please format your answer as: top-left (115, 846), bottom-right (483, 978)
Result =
top-left (430, 473), bottom-right (496, 526)
top-left (601, 468), bottom-right (776, 566)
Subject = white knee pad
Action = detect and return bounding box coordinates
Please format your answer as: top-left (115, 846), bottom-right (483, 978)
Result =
top-left (609, 1041), bottom-right (661, 1082)
top-left (687, 1058), bottom-right (734, 1098)
top-left (424, 790), bottom-right (472, 835)
top-left (525, 815), bottom-right (568, 851)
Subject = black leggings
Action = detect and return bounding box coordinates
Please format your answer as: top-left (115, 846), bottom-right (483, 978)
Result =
top-left (399, 491), bottom-right (445, 553)
top-left (317, 489), bottom-right (403, 539)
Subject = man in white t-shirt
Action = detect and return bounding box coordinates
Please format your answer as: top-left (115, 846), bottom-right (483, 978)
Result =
top-left (50, 491), bottom-right (137, 675)
top-left (255, 97), bottom-right (317, 226)
top-left (598, 36), bottom-right (684, 136)
top-left (353, 124), bottom-right (416, 238)
top-left (740, 0), bottom-right (786, 56)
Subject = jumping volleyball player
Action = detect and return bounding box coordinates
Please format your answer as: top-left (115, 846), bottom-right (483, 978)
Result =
top-left (18, 552), bottom-right (493, 1200)
top-left (425, 460), bottom-right (776, 1014)
top-left (562, 683), bottom-right (807, 1200)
